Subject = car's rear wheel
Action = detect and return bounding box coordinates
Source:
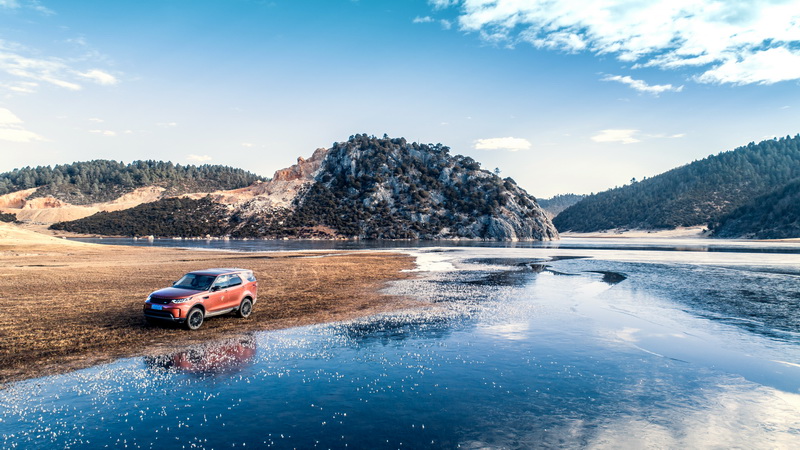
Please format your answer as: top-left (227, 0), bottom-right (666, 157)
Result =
top-left (185, 307), bottom-right (204, 330)
top-left (237, 298), bottom-right (253, 318)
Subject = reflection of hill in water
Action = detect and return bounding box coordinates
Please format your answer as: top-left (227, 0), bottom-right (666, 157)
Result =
top-left (145, 337), bottom-right (256, 376)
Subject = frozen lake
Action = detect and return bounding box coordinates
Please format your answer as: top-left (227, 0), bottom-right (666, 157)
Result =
top-left (2, 239), bottom-right (800, 448)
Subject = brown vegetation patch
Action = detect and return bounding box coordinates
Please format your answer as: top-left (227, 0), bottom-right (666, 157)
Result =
top-left (0, 227), bottom-right (417, 386)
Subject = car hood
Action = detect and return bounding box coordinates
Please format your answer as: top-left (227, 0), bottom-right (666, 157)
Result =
top-left (150, 287), bottom-right (205, 299)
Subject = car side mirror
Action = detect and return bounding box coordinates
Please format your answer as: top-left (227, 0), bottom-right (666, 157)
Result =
top-left (210, 286), bottom-right (220, 292)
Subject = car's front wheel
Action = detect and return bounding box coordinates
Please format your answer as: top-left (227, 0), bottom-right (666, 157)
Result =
top-left (185, 307), bottom-right (204, 330)
top-left (237, 298), bottom-right (253, 318)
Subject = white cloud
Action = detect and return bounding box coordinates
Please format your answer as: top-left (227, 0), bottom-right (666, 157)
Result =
top-left (646, 133), bottom-right (685, 139)
top-left (187, 154), bottom-right (213, 162)
top-left (88, 129), bottom-right (116, 137)
top-left (156, 122), bottom-right (178, 128)
top-left (3, 0), bottom-right (54, 14)
top-left (0, 39), bottom-right (119, 94)
top-left (696, 47), bottom-right (800, 85)
top-left (0, 0), bottom-right (52, 14)
top-left (79, 69), bottom-right (118, 86)
top-left (440, 19), bottom-right (453, 30)
top-left (0, 81), bottom-right (37, 93)
top-left (474, 136), bottom-right (531, 151)
top-left (88, 117), bottom-right (104, 123)
top-left (444, 0), bottom-right (800, 85)
top-left (413, 16), bottom-right (434, 23)
top-left (602, 75), bottom-right (683, 95)
top-left (241, 142), bottom-right (254, 147)
top-left (592, 129), bottom-right (640, 145)
top-left (0, 107), bottom-right (47, 143)
top-left (0, 108), bottom-right (23, 126)
top-left (429, 0), bottom-right (457, 10)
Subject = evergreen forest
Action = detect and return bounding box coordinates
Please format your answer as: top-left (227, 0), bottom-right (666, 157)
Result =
top-left (0, 160), bottom-right (264, 205)
top-left (554, 135), bottom-right (800, 232)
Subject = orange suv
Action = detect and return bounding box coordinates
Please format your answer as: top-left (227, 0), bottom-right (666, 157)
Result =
top-left (144, 268), bottom-right (258, 330)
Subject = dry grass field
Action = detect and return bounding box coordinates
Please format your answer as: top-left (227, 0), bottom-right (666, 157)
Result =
top-left (0, 223), bottom-right (417, 386)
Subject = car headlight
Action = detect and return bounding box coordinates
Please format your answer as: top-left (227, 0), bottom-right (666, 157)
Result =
top-left (172, 297), bottom-right (192, 304)
top-left (146, 295), bottom-right (152, 302)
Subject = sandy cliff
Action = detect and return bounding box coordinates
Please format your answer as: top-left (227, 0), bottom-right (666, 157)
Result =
top-left (0, 186), bottom-right (167, 224)
top-left (182, 147), bottom-right (328, 208)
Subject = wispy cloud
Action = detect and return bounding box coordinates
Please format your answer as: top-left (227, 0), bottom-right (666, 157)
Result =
top-left (474, 136), bottom-right (531, 151)
top-left (88, 129), bottom-right (116, 137)
top-left (646, 133), bottom-right (685, 139)
top-left (187, 154), bottom-right (213, 162)
top-left (79, 69), bottom-right (118, 86)
top-left (591, 129), bottom-right (640, 145)
top-left (440, 19), bottom-right (452, 30)
top-left (0, 39), bottom-right (119, 94)
top-left (0, 107), bottom-right (47, 143)
top-left (602, 75), bottom-right (683, 95)
top-left (429, 0), bottom-right (457, 10)
top-left (0, 0), bottom-right (53, 15)
top-left (156, 122), bottom-right (178, 128)
top-left (413, 16), bottom-right (434, 24)
top-left (591, 129), bottom-right (685, 144)
top-left (441, 0), bottom-right (800, 85)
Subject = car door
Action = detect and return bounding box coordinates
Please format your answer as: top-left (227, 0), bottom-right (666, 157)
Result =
top-left (221, 274), bottom-right (244, 309)
top-left (204, 274), bottom-right (230, 313)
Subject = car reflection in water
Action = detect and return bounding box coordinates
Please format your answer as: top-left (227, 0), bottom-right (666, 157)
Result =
top-left (145, 337), bottom-right (257, 376)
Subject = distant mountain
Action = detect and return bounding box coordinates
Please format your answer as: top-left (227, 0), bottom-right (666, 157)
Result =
top-left (710, 179), bottom-right (800, 239)
top-left (51, 134), bottom-right (558, 241)
top-left (538, 194), bottom-right (585, 218)
top-left (554, 135), bottom-right (800, 232)
top-left (0, 160), bottom-right (264, 205)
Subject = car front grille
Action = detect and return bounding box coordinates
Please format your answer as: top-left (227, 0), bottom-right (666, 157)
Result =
top-left (145, 310), bottom-right (174, 319)
top-left (150, 297), bottom-right (172, 305)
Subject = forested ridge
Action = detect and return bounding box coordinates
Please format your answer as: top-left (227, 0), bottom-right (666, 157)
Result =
top-left (49, 197), bottom-right (232, 236)
top-left (710, 179), bottom-right (800, 239)
top-left (538, 194), bottom-right (585, 217)
top-left (0, 160), bottom-right (264, 205)
top-left (554, 135), bottom-right (800, 232)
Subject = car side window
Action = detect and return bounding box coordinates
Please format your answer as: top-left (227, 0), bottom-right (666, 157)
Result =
top-left (228, 275), bottom-right (243, 287)
top-left (212, 274), bottom-right (230, 289)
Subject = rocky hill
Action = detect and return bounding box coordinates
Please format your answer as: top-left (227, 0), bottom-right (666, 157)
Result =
top-left (51, 134), bottom-right (558, 241)
top-left (554, 135), bottom-right (800, 232)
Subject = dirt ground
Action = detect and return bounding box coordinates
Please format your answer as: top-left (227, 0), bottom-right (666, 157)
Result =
top-left (0, 223), bottom-right (418, 386)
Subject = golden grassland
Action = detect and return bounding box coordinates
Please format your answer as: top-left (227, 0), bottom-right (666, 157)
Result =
top-left (0, 223), bottom-right (417, 386)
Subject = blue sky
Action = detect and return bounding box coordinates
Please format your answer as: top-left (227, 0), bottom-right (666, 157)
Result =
top-left (1, 0), bottom-right (799, 198)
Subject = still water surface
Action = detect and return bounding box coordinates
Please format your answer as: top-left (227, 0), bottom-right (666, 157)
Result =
top-left (1, 239), bottom-right (800, 448)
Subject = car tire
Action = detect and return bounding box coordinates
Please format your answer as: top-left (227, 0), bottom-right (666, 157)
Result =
top-left (237, 298), bottom-right (253, 318)
top-left (185, 307), bottom-right (204, 330)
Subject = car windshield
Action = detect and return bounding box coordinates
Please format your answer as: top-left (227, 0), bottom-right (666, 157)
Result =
top-left (173, 274), bottom-right (216, 290)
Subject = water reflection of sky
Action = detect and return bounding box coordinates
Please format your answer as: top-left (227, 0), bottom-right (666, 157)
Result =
top-left (2, 244), bottom-right (800, 448)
